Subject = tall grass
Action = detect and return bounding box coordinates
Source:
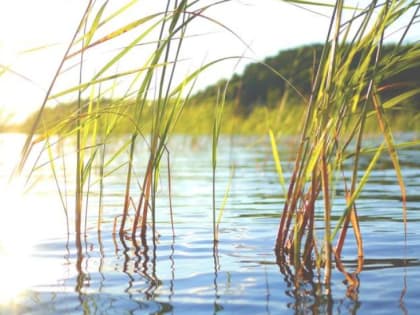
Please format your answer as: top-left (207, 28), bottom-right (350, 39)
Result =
top-left (15, 0), bottom-right (239, 244)
top-left (8, 0), bottom-right (419, 295)
top-left (275, 0), bottom-right (419, 291)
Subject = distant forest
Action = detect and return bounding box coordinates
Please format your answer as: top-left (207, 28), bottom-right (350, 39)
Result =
top-left (192, 43), bottom-right (420, 114)
top-left (12, 43), bottom-right (420, 133)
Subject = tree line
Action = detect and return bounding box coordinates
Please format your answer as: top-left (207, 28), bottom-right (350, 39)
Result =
top-left (10, 43), bottom-right (419, 133)
top-left (191, 43), bottom-right (420, 114)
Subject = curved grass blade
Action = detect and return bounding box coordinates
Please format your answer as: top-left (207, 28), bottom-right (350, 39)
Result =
top-left (269, 129), bottom-right (287, 197)
top-left (331, 142), bottom-right (386, 241)
top-left (67, 13), bottom-right (162, 60)
top-left (372, 91), bottom-right (407, 233)
top-left (85, 1), bottom-right (109, 46)
top-left (48, 61), bottom-right (175, 99)
top-left (215, 165), bottom-right (235, 241)
top-left (15, 0), bottom-right (94, 177)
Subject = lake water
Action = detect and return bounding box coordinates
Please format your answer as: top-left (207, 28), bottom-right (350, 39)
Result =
top-left (0, 133), bottom-right (419, 315)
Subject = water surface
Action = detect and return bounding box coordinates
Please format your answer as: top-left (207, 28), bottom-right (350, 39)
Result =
top-left (0, 133), bottom-right (419, 314)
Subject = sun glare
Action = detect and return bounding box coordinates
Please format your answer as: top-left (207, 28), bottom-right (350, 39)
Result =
top-left (0, 180), bottom-right (67, 305)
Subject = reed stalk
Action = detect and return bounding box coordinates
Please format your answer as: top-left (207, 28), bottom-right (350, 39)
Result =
top-left (275, 0), bottom-right (416, 289)
top-left (75, 3), bottom-right (90, 245)
top-left (212, 87), bottom-right (225, 242)
top-left (15, 1), bottom-right (240, 245)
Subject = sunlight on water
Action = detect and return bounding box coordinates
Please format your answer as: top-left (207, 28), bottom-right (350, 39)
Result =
top-left (0, 180), bottom-right (67, 305)
top-left (0, 134), bottom-right (419, 314)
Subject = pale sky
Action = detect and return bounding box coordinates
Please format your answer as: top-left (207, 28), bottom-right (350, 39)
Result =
top-left (0, 0), bottom-right (417, 123)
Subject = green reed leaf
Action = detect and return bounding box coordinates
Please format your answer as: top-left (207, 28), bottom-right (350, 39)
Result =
top-left (269, 129), bottom-right (287, 197)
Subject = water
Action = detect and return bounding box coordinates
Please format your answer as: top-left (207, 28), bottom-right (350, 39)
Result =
top-left (0, 133), bottom-right (419, 315)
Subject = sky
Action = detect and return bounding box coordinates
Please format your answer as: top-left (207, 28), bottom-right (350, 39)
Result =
top-left (0, 0), bottom-right (417, 123)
